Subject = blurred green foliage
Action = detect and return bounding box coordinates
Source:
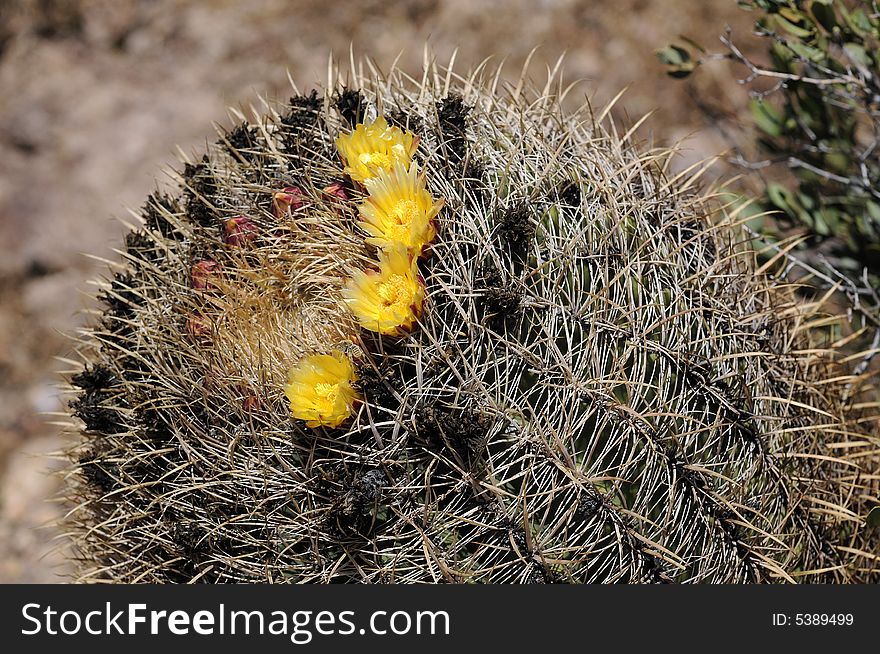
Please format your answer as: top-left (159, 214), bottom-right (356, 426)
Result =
top-left (660, 0), bottom-right (880, 278)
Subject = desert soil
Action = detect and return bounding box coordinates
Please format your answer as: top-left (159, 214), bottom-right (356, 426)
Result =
top-left (0, 0), bottom-right (758, 582)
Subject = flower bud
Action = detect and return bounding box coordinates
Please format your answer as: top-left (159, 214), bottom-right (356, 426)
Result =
top-left (242, 394), bottom-right (261, 413)
top-left (323, 181), bottom-right (350, 203)
top-left (224, 215), bottom-right (258, 246)
top-left (185, 314), bottom-right (212, 342)
top-left (191, 259), bottom-right (221, 290)
top-left (200, 369), bottom-right (220, 393)
top-left (272, 186), bottom-right (307, 218)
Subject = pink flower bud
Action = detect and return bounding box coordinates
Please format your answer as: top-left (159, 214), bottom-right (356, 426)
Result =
top-left (272, 186), bottom-right (307, 218)
top-left (323, 181), bottom-right (349, 203)
top-left (242, 394), bottom-right (261, 413)
top-left (200, 370), bottom-right (220, 392)
top-left (191, 259), bottom-right (221, 290)
top-left (185, 314), bottom-right (212, 342)
top-left (224, 215), bottom-right (258, 247)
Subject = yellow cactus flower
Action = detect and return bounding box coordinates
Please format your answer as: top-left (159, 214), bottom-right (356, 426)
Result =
top-left (359, 162), bottom-right (443, 253)
top-left (284, 351), bottom-right (360, 428)
top-left (336, 116), bottom-right (418, 183)
top-left (342, 245), bottom-right (425, 336)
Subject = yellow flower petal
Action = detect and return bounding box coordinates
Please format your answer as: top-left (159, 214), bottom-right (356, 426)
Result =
top-left (284, 351), bottom-right (360, 428)
top-left (336, 116), bottom-right (418, 183)
top-left (342, 245), bottom-right (425, 336)
top-left (358, 162), bottom-right (442, 254)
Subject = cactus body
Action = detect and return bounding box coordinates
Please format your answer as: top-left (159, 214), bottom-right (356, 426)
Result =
top-left (65, 62), bottom-right (880, 583)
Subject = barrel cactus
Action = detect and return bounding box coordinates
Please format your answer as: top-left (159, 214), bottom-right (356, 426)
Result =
top-left (64, 59), bottom-right (880, 583)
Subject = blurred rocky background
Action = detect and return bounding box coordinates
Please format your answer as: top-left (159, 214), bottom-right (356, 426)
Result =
top-left (0, 0), bottom-right (757, 582)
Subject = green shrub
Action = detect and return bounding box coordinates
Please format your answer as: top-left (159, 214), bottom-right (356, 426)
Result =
top-left (659, 0), bottom-right (880, 279)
